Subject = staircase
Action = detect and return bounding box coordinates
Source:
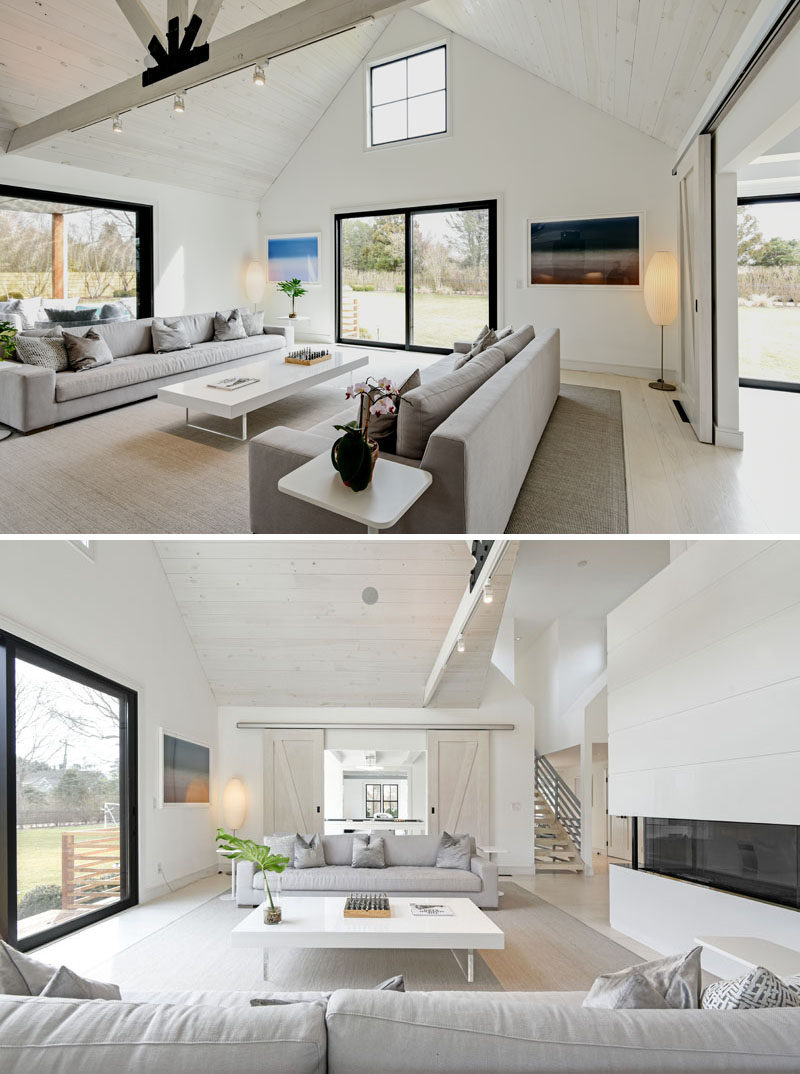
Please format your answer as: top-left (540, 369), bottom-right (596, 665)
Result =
top-left (534, 751), bottom-right (584, 873)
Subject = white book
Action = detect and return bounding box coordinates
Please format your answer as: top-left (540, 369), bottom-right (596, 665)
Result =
top-left (409, 903), bottom-right (454, 917)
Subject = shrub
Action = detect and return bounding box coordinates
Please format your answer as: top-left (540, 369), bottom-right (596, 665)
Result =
top-left (112, 289), bottom-right (135, 298)
top-left (395, 285), bottom-right (405, 293)
top-left (351, 285), bottom-right (375, 292)
top-left (18, 883), bottom-right (61, 919)
top-left (6, 292), bottom-right (25, 300)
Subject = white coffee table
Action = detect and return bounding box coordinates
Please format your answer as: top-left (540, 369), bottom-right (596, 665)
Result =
top-left (279, 453), bottom-right (432, 533)
top-left (157, 349), bottom-right (368, 441)
top-left (231, 896), bottom-right (504, 982)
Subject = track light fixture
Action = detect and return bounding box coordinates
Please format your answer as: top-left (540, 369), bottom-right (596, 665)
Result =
top-left (482, 580), bottom-right (494, 604)
top-left (112, 114), bottom-right (123, 134)
top-left (456, 633), bottom-right (465, 654)
top-left (253, 61), bottom-right (267, 87)
top-left (173, 92), bottom-right (186, 114)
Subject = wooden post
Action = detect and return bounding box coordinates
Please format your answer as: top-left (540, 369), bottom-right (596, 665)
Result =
top-left (52, 213), bottom-right (65, 299)
top-left (62, 831), bottom-right (74, 910)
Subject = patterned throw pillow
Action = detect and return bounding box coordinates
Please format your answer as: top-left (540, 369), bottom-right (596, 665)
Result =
top-left (241, 311), bottom-right (265, 337)
top-left (701, 967), bottom-right (800, 1010)
top-left (214, 309), bottom-right (247, 342)
top-left (14, 328), bottom-right (69, 372)
top-left (454, 327), bottom-right (498, 370)
top-left (293, 833), bottom-right (325, 869)
top-left (435, 832), bottom-right (471, 870)
top-left (151, 318), bottom-right (192, 354)
top-left (264, 833), bottom-right (296, 867)
top-left (63, 328), bottom-right (114, 372)
top-left (352, 832), bottom-right (385, 869)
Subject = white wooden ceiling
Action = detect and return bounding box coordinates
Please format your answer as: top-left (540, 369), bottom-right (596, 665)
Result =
top-left (156, 539), bottom-right (482, 707)
top-left (0, 0), bottom-right (387, 200)
top-left (420, 0), bottom-right (763, 148)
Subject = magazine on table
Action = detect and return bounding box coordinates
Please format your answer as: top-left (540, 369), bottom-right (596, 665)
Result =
top-left (409, 902), bottom-right (454, 917)
top-left (207, 375), bottom-right (260, 391)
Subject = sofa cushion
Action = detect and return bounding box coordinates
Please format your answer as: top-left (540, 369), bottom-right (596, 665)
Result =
top-left (214, 309), bottom-right (247, 342)
top-left (294, 833), bottom-right (326, 869)
top-left (454, 328), bottom-right (497, 370)
top-left (585, 947), bottom-right (702, 1010)
top-left (44, 307), bottom-right (98, 325)
top-left (495, 323), bottom-right (535, 362)
top-left (368, 369), bottom-right (421, 454)
top-left (54, 335), bottom-right (276, 402)
top-left (63, 318), bottom-right (155, 359)
top-left (99, 302), bottom-right (132, 322)
top-left (396, 346), bottom-right (505, 460)
top-left (242, 311), bottom-right (265, 337)
top-left (378, 834), bottom-right (443, 867)
top-left (0, 995), bottom-right (327, 1074)
top-left (0, 940), bottom-right (55, 996)
top-left (351, 833), bottom-right (385, 869)
top-left (174, 313), bottom-right (215, 345)
top-left (263, 833), bottom-right (298, 867)
top-left (39, 965), bottom-right (121, 1001)
top-left (15, 329), bottom-right (69, 373)
top-left (435, 832), bottom-right (471, 870)
top-left (63, 328), bottom-right (114, 372)
top-left (277, 866), bottom-right (480, 893)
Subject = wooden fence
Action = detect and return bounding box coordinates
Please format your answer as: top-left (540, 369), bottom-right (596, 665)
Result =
top-left (0, 272), bottom-right (135, 301)
top-left (61, 828), bottom-right (121, 912)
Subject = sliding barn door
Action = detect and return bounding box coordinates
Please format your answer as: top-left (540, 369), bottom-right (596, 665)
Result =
top-left (676, 134), bottom-right (713, 444)
top-left (427, 730), bottom-right (489, 843)
top-left (263, 729), bottom-right (324, 835)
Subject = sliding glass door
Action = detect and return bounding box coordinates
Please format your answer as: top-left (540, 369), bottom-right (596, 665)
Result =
top-left (1, 633), bottom-right (137, 950)
top-left (337, 200), bottom-right (497, 354)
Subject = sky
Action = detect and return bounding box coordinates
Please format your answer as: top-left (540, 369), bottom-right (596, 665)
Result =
top-left (740, 201), bottom-right (800, 243)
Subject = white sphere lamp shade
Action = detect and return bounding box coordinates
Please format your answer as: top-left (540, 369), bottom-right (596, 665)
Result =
top-left (245, 260), bottom-right (267, 306)
top-left (644, 251), bottom-right (679, 327)
top-left (222, 777), bottom-right (247, 831)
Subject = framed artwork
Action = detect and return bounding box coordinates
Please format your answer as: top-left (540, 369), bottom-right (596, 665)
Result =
top-left (266, 233), bottom-right (321, 284)
top-left (528, 213), bottom-right (644, 288)
top-left (159, 729), bottom-right (211, 806)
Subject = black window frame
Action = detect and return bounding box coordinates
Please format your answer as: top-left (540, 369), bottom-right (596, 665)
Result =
top-left (0, 183), bottom-right (155, 320)
top-left (365, 783), bottom-right (382, 819)
top-left (368, 44), bottom-right (448, 149)
top-left (335, 199), bottom-right (498, 355)
top-left (0, 630), bottom-right (138, 952)
top-left (737, 192), bottom-right (800, 394)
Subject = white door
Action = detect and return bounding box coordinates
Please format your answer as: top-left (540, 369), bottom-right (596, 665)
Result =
top-left (263, 729), bottom-right (324, 835)
top-left (676, 134), bottom-right (713, 444)
top-left (427, 730), bottom-right (489, 843)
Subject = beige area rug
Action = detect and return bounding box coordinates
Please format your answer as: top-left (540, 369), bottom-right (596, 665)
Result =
top-left (89, 884), bottom-right (640, 995)
top-left (0, 384), bottom-right (626, 534)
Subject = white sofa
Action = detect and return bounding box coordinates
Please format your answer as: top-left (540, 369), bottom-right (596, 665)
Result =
top-left (236, 833), bottom-right (499, 909)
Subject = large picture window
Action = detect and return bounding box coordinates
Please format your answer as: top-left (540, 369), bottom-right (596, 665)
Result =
top-left (336, 199), bottom-right (497, 354)
top-left (0, 632), bottom-right (138, 951)
top-left (0, 184), bottom-right (154, 327)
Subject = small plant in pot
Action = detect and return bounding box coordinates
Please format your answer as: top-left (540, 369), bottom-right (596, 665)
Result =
top-left (0, 321), bottom-right (18, 361)
top-left (216, 828), bottom-right (290, 924)
top-left (276, 277), bottom-right (307, 318)
top-left (331, 378), bottom-right (401, 492)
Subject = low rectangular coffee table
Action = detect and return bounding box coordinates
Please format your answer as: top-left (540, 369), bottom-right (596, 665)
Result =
top-left (157, 349), bottom-right (368, 441)
top-left (231, 896), bottom-right (504, 982)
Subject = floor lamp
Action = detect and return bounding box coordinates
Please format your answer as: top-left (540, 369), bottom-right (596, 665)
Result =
top-left (220, 777), bottom-right (248, 902)
top-left (645, 251), bottom-right (679, 392)
top-left (245, 259), bottom-right (267, 313)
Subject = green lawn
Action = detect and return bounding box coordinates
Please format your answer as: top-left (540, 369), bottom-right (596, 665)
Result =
top-left (16, 825), bottom-right (111, 897)
top-left (345, 292), bottom-right (489, 350)
top-left (739, 305), bottom-right (800, 383)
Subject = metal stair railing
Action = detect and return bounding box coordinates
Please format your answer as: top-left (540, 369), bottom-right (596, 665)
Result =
top-left (534, 750), bottom-right (582, 855)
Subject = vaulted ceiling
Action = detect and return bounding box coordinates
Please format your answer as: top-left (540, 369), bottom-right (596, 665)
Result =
top-left (1, 0), bottom-right (767, 199)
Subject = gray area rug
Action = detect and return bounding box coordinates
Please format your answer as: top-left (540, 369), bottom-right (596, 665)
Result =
top-left (89, 883), bottom-right (640, 994)
top-left (507, 384), bottom-right (628, 534)
top-left (0, 383), bottom-right (627, 534)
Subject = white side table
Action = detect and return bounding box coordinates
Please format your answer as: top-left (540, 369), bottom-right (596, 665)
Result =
top-left (477, 845), bottom-right (508, 901)
top-left (279, 452), bottom-right (432, 534)
top-left (216, 847), bottom-right (237, 903)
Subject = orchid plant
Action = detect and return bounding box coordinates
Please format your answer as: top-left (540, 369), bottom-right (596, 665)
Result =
top-left (344, 376), bottom-right (401, 440)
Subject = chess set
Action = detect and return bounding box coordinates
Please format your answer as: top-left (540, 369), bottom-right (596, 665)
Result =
top-left (343, 893), bottom-right (391, 918)
top-left (285, 348), bottom-right (332, 366)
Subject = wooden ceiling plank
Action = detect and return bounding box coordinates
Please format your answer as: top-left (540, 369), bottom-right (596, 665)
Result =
top-left (193, 0), bottom-right (226, 45)
top-left (115, 0), bottom-right (167, 50)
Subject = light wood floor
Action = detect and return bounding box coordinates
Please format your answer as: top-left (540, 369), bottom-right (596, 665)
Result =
top-left (563, 370), bottom-right (800, 534)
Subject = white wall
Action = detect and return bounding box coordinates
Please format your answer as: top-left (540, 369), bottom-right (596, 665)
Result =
top-left (218, 666), bottom-right (534, 870)
top-left (342, 775), bottom-right (409, 819)
top-left (607, 539), bottom-right (800, 953)
top-left (0, 156), bottom-right (259, 316)
top-left (258, 10), bottom-right (678, 379)
top-left (0, 541), bottom-right (219, 902)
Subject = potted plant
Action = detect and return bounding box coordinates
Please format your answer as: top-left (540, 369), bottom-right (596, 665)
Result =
top-left (216, 828), bottom-right (290, 924)
top-left (276, 277), bottom-right (307, 318)
top-left (0, 321), bottom-right (18, 361)
top-left (331, 377), bottom-right (400, 492)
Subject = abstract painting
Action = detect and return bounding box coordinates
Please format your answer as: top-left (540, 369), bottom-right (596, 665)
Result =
top-left (160, 730), bottom-right (211, 805)
top-left (529, 214), bottom-right (643, 287)
top-left (267, 233), bottom-right (320, 284)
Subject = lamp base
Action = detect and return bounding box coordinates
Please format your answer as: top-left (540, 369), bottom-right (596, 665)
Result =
top-left (649, 379), bottom-right (677, 392)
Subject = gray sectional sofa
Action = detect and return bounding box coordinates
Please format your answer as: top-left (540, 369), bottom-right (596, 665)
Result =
top-left (236, 833), bottom-right (499, 909)
top-left (3, 986), bottom-right (800, 1073)
top-left (249, 326), bottom-right (560, 534)
top-left (0, 311), bottom-right (291, 434)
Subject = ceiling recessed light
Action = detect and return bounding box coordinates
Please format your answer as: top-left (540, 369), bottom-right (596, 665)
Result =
top-left (362, 586), bottom-right (379, 605)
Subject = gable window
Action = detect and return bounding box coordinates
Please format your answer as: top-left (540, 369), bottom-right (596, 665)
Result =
top-left (368, 45), bottom-right (448, 147)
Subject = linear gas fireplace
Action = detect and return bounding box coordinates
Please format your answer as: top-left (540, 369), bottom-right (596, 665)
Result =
top-left (642, 818), bottom-right (800, 910)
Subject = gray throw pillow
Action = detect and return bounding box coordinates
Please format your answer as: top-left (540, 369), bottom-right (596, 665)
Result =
top-left (375, 975), bottom-right (405, 991)
top-left (63, 328), bottom-right (114, 372)
top-left (45, 307), bottom-right (97, 324)
top-left (40, 965), bottom-right (121, 1001)
top-left (368, 369), bottom-right (421, 454)
top-left (435, 832), bottom-right (471, 870)
top-left (214, 309), bottom-right (247, 341)
top-left (0, 940), bottom-right (55, 996)
top-left (241, 311), bottom-right (265, 337)
top-left (0, 299), bottom-right (21, 321)
top-left (352, 832), bottom-right (385, 869)
top-left (584, 947), bottom-right (702, 1010)
top-left (99, 302), bottom-right (131, 321)
top-left (14, 328), bottom-right (69, 372)
top-left (294, 833), bottom-right (325, 869)
top-left (453, 327), bottom-right (498, 370)
top-left (701, 967), bottom-right (800, 1010)
top-left (152, 317), bottom-right (192, 354)
top-left (264, 833), bottom-right (296, 867)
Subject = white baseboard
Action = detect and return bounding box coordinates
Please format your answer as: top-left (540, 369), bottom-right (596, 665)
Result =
top-left (140, 863), bottom-right (217, 904)
top-left (714, 424), bottom-right (745, 450)
top-left (561, 357), bottom-right (680, 382)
